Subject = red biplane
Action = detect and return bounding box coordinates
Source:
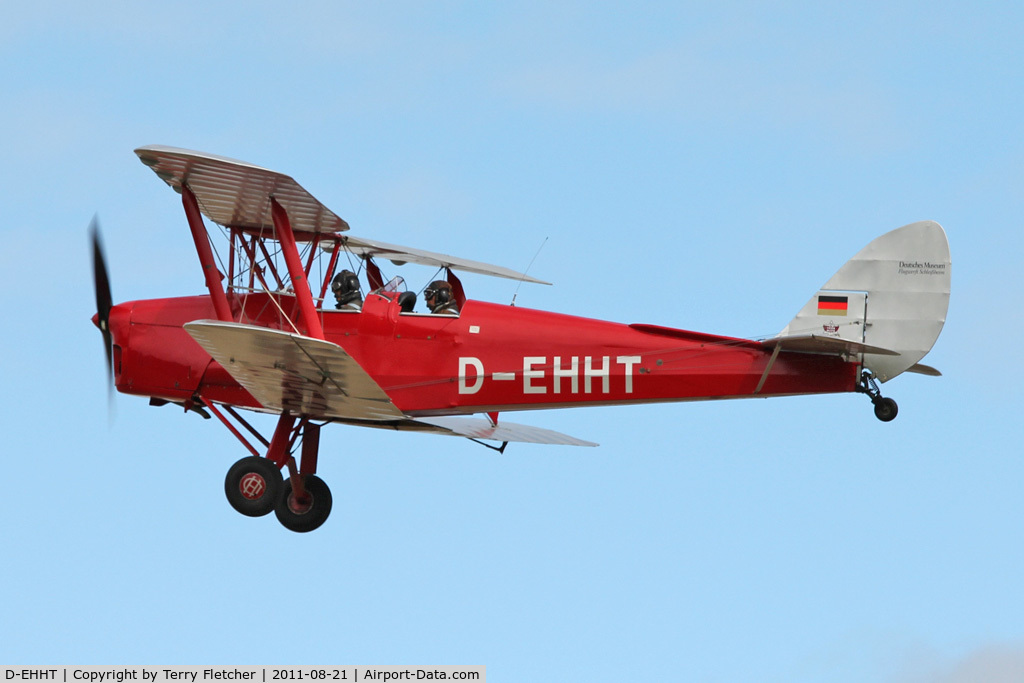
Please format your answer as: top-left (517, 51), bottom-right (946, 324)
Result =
top-left (91, 146), bottom-right (951, 532)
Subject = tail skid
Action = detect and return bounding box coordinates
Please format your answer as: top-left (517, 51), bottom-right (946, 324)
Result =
top-left (778, 221), bottom-right (951, 382)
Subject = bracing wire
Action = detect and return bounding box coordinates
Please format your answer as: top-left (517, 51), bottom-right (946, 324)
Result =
top-left (511, 236), bottom-right (548, 306)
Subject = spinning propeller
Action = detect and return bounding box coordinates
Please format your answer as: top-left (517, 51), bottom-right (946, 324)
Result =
top-left (90, 216), bottom-right (114, 391)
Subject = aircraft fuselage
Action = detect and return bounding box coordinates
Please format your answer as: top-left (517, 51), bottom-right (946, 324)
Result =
top-left (104, 291), bottom-right (859, 417)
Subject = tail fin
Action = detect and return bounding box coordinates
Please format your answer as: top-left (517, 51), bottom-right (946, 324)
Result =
top-left (778, 221), bottom-right (951, 382)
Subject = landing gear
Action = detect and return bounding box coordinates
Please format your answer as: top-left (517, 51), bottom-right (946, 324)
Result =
top-left (204, 402), bottom-right (334, 532)
top-left (275, 475), bottom-right (333, 533)
top-left (856, 370), bottom-right (899, 422)
top-left (225, 456), bottom-right (283, 517)
top-left (873, 397), bottom-right (898, 422)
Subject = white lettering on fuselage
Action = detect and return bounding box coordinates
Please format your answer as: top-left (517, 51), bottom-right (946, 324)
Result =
top-left (459, 357), bottom-right (484, 394)
top-left (552, 356), bottom-right (578, 394)
top-left (523, 357), bottom-right (546, 394)
top-left (458, 356), bottom-right (642, 395)
top-left (584, 355), bottom-right (609, 394)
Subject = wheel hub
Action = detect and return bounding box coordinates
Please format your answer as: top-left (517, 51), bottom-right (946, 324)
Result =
top-left (239, 472), bottom-right (267, 500)
top-left (287, 492), bottom-right (313, 515)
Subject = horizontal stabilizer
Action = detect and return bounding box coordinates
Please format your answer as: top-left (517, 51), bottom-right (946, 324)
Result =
top-left (761, 334), bottom-right (900, 357)
top-left (413, 416), bottom-right (598, 447)
top-left (905, 363), bottom-right (942, 377)
top-left (185, 320), bottom-right (403, 421)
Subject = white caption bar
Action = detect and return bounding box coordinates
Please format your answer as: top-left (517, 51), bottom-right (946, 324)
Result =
top-left (1, 667), bottom-right (485, 683)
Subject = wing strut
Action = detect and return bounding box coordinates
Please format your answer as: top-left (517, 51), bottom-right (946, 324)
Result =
top-left (182, 186), bottom-right (233, 322)
top-left (271, 196), bottom-right (325, 340)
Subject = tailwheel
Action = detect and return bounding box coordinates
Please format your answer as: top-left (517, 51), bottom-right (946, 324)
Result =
top-left (275, 475), bottom-right (333, 533)
top-left (225, 456), bottom-right (283, 517)
top-left (873, 397), bottom-right (899, 422)
top-left (857, 369), bottom-right (899, 422)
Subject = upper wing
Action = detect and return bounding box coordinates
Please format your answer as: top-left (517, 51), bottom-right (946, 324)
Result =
top-left (135, 145), bottom-right (349, 235)
top-left (184, 320), bottom-right (402, 421)
top-left (331, 235), bottom-right (551, 285)
top-left (136, 145), bottom-right (550, 285)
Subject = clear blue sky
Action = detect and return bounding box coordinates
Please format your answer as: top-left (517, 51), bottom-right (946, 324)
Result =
top-left (2, 2), bottom-right (1022, 680)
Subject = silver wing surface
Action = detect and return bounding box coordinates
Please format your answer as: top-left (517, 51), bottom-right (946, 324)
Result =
top-left (184, 320), bottom-right (402, 421)
top-left (411, 416), bottom-right (597, 446)
top-left (135, 145), bottom-right (349, 234)
top-left (184, 321), bottom-right (594, 446)
top-left (330, 236), bottom-right (551, 285)
top-left (760, 334), bottom-right (900, 357)
top-left (136, 144), bottom-right (550, 285)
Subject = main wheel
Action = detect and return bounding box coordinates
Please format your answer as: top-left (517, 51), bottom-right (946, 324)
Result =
top-left (274, 475), bottom-right (333, 533)
top-left (873, 397), bottom-right (898, 422)
top-left (225, 456), bottom-right (283, 517)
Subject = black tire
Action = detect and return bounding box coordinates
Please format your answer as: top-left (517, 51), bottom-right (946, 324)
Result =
top-left (873, 397), bottom-right (898, 422)
top-left (225, 456), bottom-right (283, 517)
top-left (274, 475), bottom-right (333, 533)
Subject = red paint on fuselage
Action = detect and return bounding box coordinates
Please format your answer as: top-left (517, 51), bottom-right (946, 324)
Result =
top-left (107, 292), bottom-right (859, 417)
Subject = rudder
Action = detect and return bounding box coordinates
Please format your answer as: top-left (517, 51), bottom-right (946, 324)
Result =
top-left (778, 221), bottom-right (951, 382)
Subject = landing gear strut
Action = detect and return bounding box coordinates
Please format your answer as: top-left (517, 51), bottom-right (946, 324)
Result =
top-left (856, 369), bottom-right (898, 422)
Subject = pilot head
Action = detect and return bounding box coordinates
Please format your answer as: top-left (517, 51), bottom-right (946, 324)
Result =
top-left (331, 270), bottom-right (362, 309)
top-left (424, 280), bottom-right (454, 313)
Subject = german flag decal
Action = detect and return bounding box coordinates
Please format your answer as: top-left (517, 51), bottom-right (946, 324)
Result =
top-left (817, 295), bottom-right (849, 316)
